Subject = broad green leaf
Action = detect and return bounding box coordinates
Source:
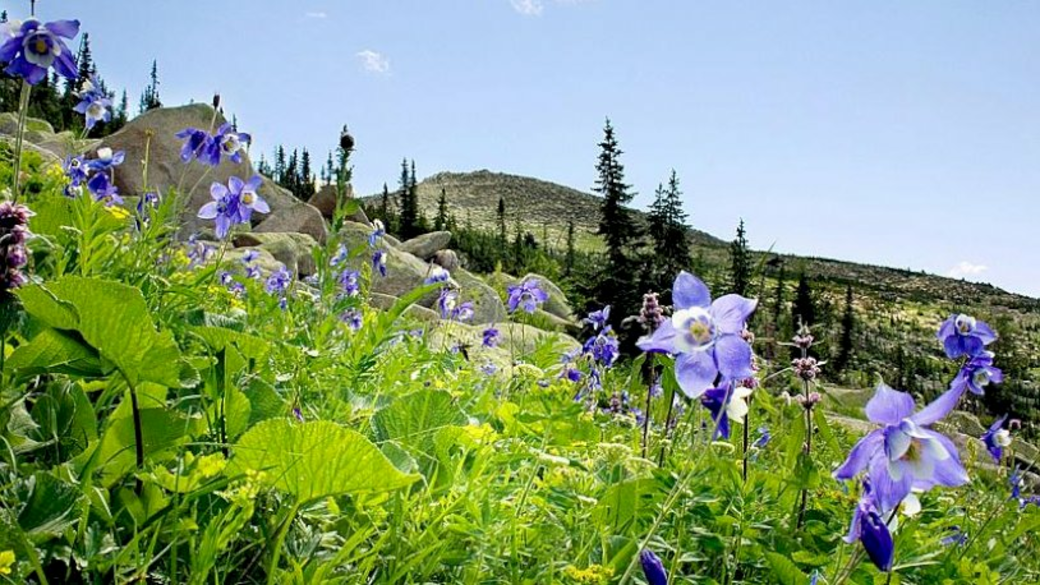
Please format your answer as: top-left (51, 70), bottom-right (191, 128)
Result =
top-left (7, 328), bottom-right (104, 378)
top-left (592, 478), bottom-right (662, 533)
top-left (18, 278), bottom-right (181, 387)
top-left (18, 472), bottom-right (82, 542)
top-left (30, 382), bottom-right (97, 462)
top-left (227, 419), bottom-right (419, 503)
top-left (765, 552), bottom-right (810, 585)
top-left (372, 389), bottom-right (467, 452)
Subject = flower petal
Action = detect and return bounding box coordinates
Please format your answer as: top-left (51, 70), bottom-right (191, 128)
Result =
top-left (636, 319), bottom-right (678, 354)
top-left (675, 351), bottom-right (717, 399)
top-left (44, 19), bottom-right (80, 38)
top-left (865, 383), bottom-right (915, 426)
top-left (910, 386), bottom-right (963, 427)
top-left (711, 294), bottom-right (758, 335)
top-left (834, 430), bottom-right (883, 480)
top-left (197, 202), bottom-right (219, 219)
top-left (713, 334), bottom-right (753, 381)
top-left (672, 271), bottom-right (711, 310)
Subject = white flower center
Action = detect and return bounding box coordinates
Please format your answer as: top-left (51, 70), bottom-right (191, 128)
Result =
top-left (672, 307), bottom-right (717, 352)
top-left (973, 368), bottom-right (991, 387)
top-left (995, 429), bottom-right (1012, 448)
top-left (954, 314), bottom-right (976, 335)
top-left (86, 101), bottom-right (106, 118)
top-left (221, 134), bottom-right (241, 154)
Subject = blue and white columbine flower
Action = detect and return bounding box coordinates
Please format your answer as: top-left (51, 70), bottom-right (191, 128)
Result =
top-left (369, 219), bottom-right (386, 247)
top-left (372, 250), bottom-right (387, 277)
top-left (213, 122), bottom-right (251, 164)
top-left (982, 415), bottom-right (1011, 463)
top-left (0, 18), bottom-right (79, 85)
top-left (506, 278), bottom-right (548, 314)
top-left (937, 313), bottom-right (996, 359)
top-left (198, 176), bottom-right (269, 239)
top-left (949, 351), bottom-right (1002, 397)
top-left (637, 271), bottom-right (757, 398)
top-left (73, 76), bottom-right (112, 130)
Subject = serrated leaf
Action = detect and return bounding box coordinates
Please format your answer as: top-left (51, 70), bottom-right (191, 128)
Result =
top-left (372, 389), bottom-right (467, 452)
top-left (227, 419), bottom-right (419, 503)
top-left (18, 472), bottom-right (82, 542)
top-left (765, 552), bottom-right (810, 585)
top-left (7, 328), bottom-right (104, 378)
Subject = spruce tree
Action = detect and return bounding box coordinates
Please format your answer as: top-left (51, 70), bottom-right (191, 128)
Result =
top-left (564, 220), bottom-right (576, 277)
top-left (729, 219), bottom-right (751, 296)
top-left (300, 149), bottom-right (314, 199)
top-left (648, 169), bottom-right (691, 290)
top-left (496, 196), bottom-right (508, 245)
top-left (592, 118), bottom-right (640, 323)
top-left (435, 188), bottom-right (449, 231)
top-left (792, 273), bottom-right (816, 329)
top-left (835, 284), bottom-right (855, 373)
top-left (398, 159), bottom-right (420, 238)
top-left (138, 60), bottom-right (162, 113)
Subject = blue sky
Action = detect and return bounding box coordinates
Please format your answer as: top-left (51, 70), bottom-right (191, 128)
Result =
top-left (14, 1), bottom-right (1040, 297)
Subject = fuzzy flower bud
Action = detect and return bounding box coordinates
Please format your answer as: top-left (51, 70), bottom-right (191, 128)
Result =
top-left (638, 291), bottom-right (666, 331)
top-left (793, 356), bottom-right (822, 382)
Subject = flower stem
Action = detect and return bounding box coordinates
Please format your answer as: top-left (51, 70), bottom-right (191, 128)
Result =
top-left (796, 346), bottom-right (813, 530)
top-left (640, 356), bottom-right (653, 459)
top-left (11, 81), bottom-right (33, 203)
top-left (121, 371), bottom-right (146, 494)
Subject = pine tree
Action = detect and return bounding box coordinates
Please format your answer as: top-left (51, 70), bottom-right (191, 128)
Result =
top-left (398, 159), bottom-right (420, 238)
top-left (792, 273), bottom-right (816, 329)
top-left (592, 118), bottom-right (640, 324)
top-left (496, 196), bottom-right (508, 245)
top-left (379, 183), bottom-right (392, 226)
top-left (835, 284), bottom-right (855, 373)
top-left (138, 60), bottom-right (162, 113)
top-left (110, 89), bottom-right (129, 130)
top-left (300, 149), bottom-right (314, 199)
top-left (729, 219), bottom-right (751, 296)
top-left (434, 188), bottom-right (449, 231)
top-left (564, 220), bottom-right (576, 277)
top-left (274, 146), bottom-right (287, 183)
top-left (647, 169), bottom-right (691, 290)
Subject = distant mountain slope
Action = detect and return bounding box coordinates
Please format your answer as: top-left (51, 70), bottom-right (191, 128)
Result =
top-left (362, 169), bottom-right (1038, 311)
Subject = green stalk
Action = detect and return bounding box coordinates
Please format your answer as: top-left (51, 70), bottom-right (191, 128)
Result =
top-left (121, 371), bottom-right (146, 493)
top-left (11, 81), bottom-right (32, 202)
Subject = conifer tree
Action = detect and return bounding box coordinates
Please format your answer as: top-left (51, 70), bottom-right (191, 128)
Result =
top-left (648, 169), bottom-right (691, 291)
top-left (300, 149), bottom-right (314, 199)
top-left (792, 273), bottom-right (816, 329)
top-left (835, 284), bottom-right (855, 373)
top-left (496, 196), bottom-right (508, 245)
top-left (772, 263), bottom-right (786, 336)
top-left (138, 60), bottom-right (162, 113)
top-left (274, 146), bottom-right (286, 182)
top-left (592, 118), bottom-right (640, 323)
top-left (398, 159), bottom-right (420, 238)
top-left (435, 188), bottom-right (449, 231)
top-left (729, 219), bottom-right (751, 296)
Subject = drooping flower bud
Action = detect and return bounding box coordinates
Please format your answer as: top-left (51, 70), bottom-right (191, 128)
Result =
top-left (639, 549), bottom-right (668, 585)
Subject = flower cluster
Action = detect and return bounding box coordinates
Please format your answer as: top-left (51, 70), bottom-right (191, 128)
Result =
top-left (176, 123), bottom-right (251, 167)
top-left (792, 356), bottom-right (821, 382)
top-left (833, 312), bottom-right (1010, 572)
top-left (62, 147), bottom-right (126, 206)
top-left (73, 76), bottom-right (112, 130)
top-left (436, 287), bottom-right (474, 322)
top-left (638, 291), bottom-right (666, 331)
top-left (0, 18), bottom-right (79, 85)
top-left (0, 202), bottom-right (33, 292)
top-left (506, 278), bottom-right (548, 314)
top-left (197, 176), bottom-right (269, 239)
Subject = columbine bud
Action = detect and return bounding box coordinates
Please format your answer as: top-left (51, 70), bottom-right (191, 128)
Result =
top-left (793, 356), bottom-right (822, 382)
top-left (639, 291), bottom-right (666, 331)
top-left (639, 550), bottom-right (668, 585)
top-left (212, 93), bottom-right (221, 109)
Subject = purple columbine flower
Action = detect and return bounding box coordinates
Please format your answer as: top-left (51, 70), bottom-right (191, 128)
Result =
top-left (584, 329), bottom-right (620, 367)
top-left (949, 351), bottom-right (1002, 397)
top-left (699, 384), bottom-right (753, 440)
top-left (369, 219), bottom-right (386, 247)
top-left (86, 147), bottom-right (125, 173)
top-left (241, 249), bottom-right (260, 264)
top-left (833, 383), bottom-right (968, 512)
top-left (506, 278), bottom-right (548, 314)
top-left (639, 550), bottom-right (668, 585)
top-left (73, 76), bottom-right (112, 130)
top-left (175, 127), bottom-right (215, 164)
top-left (844, 480), bottom-right (895, 572)
top-left (62, 154), bottom-right (88, 194)
top-left (340, 309), bottom-right (363, 331)
top-left (86, 172), bottom-right (123, 207)
top-left (753, 425), bottom-right (771, 448)
top-left (330, 244), bottom-right (349, 267)
top-left (265, 266), bottom-right (291, 295)
top-left (637, 271), bottom-right (757, 399)
top-left (937, 313), bottom-right (996, 359)
top-left (480, 362), bottom-right (498, 376)
top-left (584, 305), bottom-right (611, 331)
top-left (372, 250), bottom-right (387, 277)
top-left (982, 415), bottom-right (1011, 463)
top-left (0, 18), bottom-right (79, 85)
top-left (213, 122), bottom-right (251, 164)
top-left (198, 176), bottom-right (269, 239)
top-left (482, 327), bottom-right (499, 348)
top-left (338, 269), bottom-right (361, 297)
top-left (425, 266), bottom-right (450, 284)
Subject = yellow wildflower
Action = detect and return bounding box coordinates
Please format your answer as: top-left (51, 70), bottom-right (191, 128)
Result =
top-left (0, 550), bottom-right (15, 576)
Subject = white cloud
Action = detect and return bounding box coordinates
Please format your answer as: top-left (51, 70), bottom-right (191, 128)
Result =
top-left (511, 0), bottom-right (544, 16)
top-left (304, 11), bottom-right (327, 19)
top-left (356, 50), bottom-right (390, 75)
top-left (947, 261), bottom-right (988, 279)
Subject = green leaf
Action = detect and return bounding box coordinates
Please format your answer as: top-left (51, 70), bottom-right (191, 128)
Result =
top-left (592, 478), bottom-right (662, 534)
top-left (17, 472), bottom-right (82, 542)
top-left (7, 328), bottom-right (104, 378)
top-left (789, 451), bottom-right (821, 491)
top-left (765, 552), bottom-right (810, 585)
top-left (18, 277), bottom-right (181, 386)
top-left (372, 389), bottom-right (467, 452)
top-left (227, 419), bottom-right (419, 503)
